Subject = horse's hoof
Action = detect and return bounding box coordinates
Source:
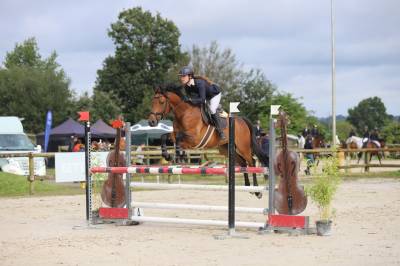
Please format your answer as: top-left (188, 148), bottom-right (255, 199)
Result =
top-left (163, 154), bottom-right (172, 161)
top-left (251, 192), bottom-right (263, 199)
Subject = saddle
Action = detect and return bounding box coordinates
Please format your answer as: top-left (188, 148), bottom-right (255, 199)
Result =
top-left (200, 105), bottom-right (227, 129)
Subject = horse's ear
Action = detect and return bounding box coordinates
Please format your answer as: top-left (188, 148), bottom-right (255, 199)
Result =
top-left (154, 84), bottom-right (167, 93)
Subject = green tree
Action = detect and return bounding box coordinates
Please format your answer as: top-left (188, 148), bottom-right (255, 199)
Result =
top-left (188, 41), bottom-right (275, 123)
top-left (0, 38), bottom-right (73, 133)
top-left (335, 120), bottom-right (354, 142)
top-left (95, 7), bottom-right (185, 123)
top-left (230, 69), bottom-right (275, 123)
top-left (71, 91), bottom-right (122, 123)
top-left (189, 41), bottom-right (243, 95)
top-left (347, 97), bottom-right (389, 134)
top-left (270, 93), bottom-right (311, 135)
top-left (381, 121), bottom-right (400, 144)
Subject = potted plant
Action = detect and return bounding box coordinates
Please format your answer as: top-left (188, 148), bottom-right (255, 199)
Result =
top-left (306, 156), bottom-right (341, 236)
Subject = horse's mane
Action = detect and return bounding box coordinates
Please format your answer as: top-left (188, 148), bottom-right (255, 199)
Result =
top-left (158, 84), bottom-right (185, 98)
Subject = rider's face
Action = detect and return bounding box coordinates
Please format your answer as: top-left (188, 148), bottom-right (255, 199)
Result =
top-left (179, 75), bottom-right (190, 85)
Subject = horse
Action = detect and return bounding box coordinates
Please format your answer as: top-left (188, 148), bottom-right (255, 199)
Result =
top-left (345, 136), bottom-right (384, 164)
top-left (311, 134), bottom-right (325, 162)
top-left (148, 87), bottom-right (269, 198)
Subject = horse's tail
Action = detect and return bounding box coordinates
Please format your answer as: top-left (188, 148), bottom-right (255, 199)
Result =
top-left (241, 117), bottom-right (269, 166)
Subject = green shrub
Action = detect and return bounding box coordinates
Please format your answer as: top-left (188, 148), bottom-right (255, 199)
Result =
top-left (306, 156), bottom-right (341, 220)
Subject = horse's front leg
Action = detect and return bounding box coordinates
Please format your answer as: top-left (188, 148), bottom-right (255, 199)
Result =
top-left (161, 133), bottom-right (172, 161)
top-left (175, 132), bottom-right (187, 164)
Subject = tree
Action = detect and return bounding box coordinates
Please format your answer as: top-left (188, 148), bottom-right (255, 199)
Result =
top-left (381, 121), bottom-right (400, 144)
top-left (95, 7), bottom-right (185, 123)
top-left (270, 93), bottom-right (312, 135)
top-left (188, 41), bottom-right (275, 123)
top-left (335, 120), bottom-right (354, 143)
top-left (0, 38), bottom-right (73, 133)
top-left (347, 97), bottom-right (389, 134)
top-left (189, 41), bottom-right (244, 95)
top-left (71, 91), bottom-right (122, 123)
top-left (228, 69), bottom-right (275, 123)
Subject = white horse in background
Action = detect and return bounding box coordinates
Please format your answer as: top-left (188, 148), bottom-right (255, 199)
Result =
top-left (346, 136), bottom-right (363, 149)
top-left (345, 136), bottom-right (383, 163)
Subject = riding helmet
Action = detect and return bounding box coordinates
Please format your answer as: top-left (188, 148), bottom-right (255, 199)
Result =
top-left (178, 66), bottom-right (194, 77)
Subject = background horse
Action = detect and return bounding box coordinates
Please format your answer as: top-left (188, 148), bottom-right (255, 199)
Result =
top-left (312, 134), bottom-right (325, 163)
top-left (345, 136), bottom-right (384, 164)
top-left (148, 87), bottom-right (269, 198)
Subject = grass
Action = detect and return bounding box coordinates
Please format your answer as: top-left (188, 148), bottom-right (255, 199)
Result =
top-left (1, 166), bottom-right (399, 198)
top-left (0, 172), bottom-right (84, 197)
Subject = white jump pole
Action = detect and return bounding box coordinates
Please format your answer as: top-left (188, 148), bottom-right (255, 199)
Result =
top-left (130, 216), bottom-right (265, 229)
top-left (130, 182), bottom-right (267, 193)
top-left (131, 201), bottom-right (267, 214)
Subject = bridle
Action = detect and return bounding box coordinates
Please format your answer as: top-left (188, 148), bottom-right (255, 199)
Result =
top-left (149, 92), bottom-right (170, 120)
top-left (149, 90), bottom-right (187, 121)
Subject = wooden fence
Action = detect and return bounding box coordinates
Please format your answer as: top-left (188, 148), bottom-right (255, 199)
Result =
top-left (1, 146), bottom-right (399, 194)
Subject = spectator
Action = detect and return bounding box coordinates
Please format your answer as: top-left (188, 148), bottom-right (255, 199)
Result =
top-left (68, 135), bottom-right (78, 152)
top-left (72, 139), bottom-right (83, 152)
top-left (254, 120), bottom-right (263, 139)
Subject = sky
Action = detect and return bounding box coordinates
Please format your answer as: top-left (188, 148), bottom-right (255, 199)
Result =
top-left (0, 0), bottom-right (399, 117)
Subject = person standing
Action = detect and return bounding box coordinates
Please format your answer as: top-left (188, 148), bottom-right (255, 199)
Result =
top-left (255, 120), bottom-right (263, 139)
top-left (304, 134), bottom-right (314, 175)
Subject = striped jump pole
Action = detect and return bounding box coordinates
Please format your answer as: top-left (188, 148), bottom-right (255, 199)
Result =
top-left (90, 166), bottom-right (268, 175)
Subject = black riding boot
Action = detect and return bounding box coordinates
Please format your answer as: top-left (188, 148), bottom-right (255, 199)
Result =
top-left (211, 114), bottom-right (226, 140)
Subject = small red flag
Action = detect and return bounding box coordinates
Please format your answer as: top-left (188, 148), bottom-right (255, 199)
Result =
top-left (78, 111), bottom-right (90, 122)
top-left (111, 119), bottom-right (124, 129)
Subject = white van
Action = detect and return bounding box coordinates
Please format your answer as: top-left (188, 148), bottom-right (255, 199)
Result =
top-left (0, 116), bottom-right (46, 176)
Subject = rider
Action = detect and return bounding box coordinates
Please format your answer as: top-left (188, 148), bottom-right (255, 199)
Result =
top-left (178, 66), bottom-right (225, 140)
top-left (302, 126), bottom-right (310, 138)
top-left (311, 124), bottom-right (319, 137)
top-left (370, 127), bottom-right (381, 148)
top-left (362, 126), bottom-right (370, 148)
top-left (304, 133), bottom-right (314, 175)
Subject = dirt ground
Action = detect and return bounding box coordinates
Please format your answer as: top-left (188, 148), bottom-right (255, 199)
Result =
top-left (1, 177), bottom-right (400, 266)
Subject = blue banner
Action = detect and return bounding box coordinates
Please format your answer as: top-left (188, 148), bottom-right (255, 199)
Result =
top-left (44, 110), bottom-right (52, 152)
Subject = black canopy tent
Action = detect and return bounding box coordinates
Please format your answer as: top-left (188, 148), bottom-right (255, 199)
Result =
top-left (36, 118), bottom-right (117, 152)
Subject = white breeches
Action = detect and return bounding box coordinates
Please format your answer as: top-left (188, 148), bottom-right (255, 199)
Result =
top-left (209, 93), bottom-right (221, 114)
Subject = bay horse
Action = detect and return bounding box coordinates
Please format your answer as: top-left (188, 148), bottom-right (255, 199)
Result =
top-left (311, 134), bottom-right (325, 163)
top-left (345, 136), bottom-right (384, 164)
top-left (148, 87), bottom-right (269, 198)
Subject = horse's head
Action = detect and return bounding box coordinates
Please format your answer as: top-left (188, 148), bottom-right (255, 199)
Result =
top-left (148, 87), bottom-right (171, 127)
top-left (312, 135), bottom-right (325, 148)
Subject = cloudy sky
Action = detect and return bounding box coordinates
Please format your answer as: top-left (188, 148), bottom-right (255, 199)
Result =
top-left (0, 0), bottom-right (399, 117)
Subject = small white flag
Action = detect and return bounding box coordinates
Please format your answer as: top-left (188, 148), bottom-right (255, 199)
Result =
top-left (229, 102), bottom-right (240, 113)
top-left (270, 105), bottom-right (281, 116)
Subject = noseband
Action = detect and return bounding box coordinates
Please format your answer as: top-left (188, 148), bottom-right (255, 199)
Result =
top-left (149, 93), bottom-right (170, 120)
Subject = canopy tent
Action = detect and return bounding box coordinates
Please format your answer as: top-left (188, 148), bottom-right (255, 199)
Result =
top-left (130, 119), bottom-right (173, 145)
top-left (91, 119), bottom-right (116, 139)
top-left (37, 117), bottom-right (84, 138)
